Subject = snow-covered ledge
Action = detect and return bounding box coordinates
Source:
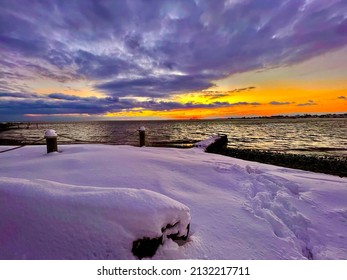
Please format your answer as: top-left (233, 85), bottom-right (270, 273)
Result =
top-left (194, 134), bottom-right (228, 152)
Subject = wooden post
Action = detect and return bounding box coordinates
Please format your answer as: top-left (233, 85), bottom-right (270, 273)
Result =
top-left (44, 129), bottom-right (58, 153)
top-left (138, 126), bottom-right (146, 147)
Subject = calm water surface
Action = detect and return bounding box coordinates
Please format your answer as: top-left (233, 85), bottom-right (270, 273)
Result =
top-left (1, 118), bottom-right (346, 158)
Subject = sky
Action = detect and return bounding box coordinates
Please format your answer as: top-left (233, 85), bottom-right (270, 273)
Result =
top-left (0, 0), bottom-right (346, 121)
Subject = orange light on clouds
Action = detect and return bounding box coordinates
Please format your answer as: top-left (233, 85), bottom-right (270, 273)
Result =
top-left (31, 78), bottom-right (106, 98)
top-left (24, 47), bottom-right (347, 120)
top-left (35, 87), bottom-right (105, 98)
top-left (105, 89), bottom-right (347, 120)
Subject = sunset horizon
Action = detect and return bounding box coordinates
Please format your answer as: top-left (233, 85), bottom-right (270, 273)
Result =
top-left (1, 0), bottom-right (346, 121)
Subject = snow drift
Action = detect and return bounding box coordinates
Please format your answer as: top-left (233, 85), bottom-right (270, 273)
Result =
top-left (0, 144), bottom-right (346, 260)
top-left (0, 177), bottom-right (190, 260)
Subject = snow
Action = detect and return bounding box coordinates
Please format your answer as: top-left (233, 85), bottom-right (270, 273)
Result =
top-left (44, 129), bottom-right (57, 138)
top-left (0, 144), bottom-right (346, 260)
top-left (0, 177), bottom-right (189, 259)
top-left (194, 134), bottom-right (221, 149)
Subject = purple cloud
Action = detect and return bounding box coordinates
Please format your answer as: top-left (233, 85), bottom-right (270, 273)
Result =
top-left (48, 93), bottom-right (86, 101)
top-left (96, 74), bottom-right (215, 97)
top-left (73, 50), bottom-right (142, 79)
top-left (297, 100), bottom-right (317, 106)
top-left (1, 0), bottom-right (346, 118)
top-left (0, 92), bottom-right (40, 98)
top-left (0, 92), bottom-right (261, 119)
top-left (269, 101), bottom-right (292, 105)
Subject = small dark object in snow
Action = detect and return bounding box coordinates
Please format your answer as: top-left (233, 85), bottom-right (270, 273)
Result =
top-left (167, 223), bottom-right (190, 241)
top-left (132, 236), bottom-right (163, 259)
top-left (132, 223), bottom-right (190, 259)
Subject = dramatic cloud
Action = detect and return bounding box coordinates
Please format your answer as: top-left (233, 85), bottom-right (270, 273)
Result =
top-left (48, 93), bottom-right (86, 101)
top-left (337, 96), bottom-right (346, 100)
top-left (73, 50), bottom-right (141, 80)
top-left (0, 92), bottom-right (261, 118)
top-left (1, 0), bottom-right (346, 118)
top-left (0, 92), bottom-right (40, 98)
top-left (0, 94), bottom-right (130, 116)
top-left (96, 74), bottom-right (215, 97)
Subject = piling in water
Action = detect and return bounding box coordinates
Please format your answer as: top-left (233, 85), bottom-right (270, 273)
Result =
top-left (139, 126), bottom-right (146, 147)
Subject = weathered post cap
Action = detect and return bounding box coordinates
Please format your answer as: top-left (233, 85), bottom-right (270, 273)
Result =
top-left (44, 129), bottom-right (57, 138)
top-left (139, 126), bottom-right (146, 132)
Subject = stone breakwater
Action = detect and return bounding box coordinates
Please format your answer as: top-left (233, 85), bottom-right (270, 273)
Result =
top-left (210, 147), bottom-right (347, 178)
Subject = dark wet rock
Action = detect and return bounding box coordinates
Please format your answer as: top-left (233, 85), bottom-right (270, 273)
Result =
top-left (132, 223), bottom-right (190, 259)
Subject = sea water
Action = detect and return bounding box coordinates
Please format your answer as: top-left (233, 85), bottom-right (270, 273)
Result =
top-left (1, 118), bottom-right (346, 158)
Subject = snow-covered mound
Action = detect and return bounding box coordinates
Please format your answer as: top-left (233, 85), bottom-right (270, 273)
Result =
top-left (0, 177), bottom-right (190, 260)
top-left (0, 144), bottom-right (346, 260)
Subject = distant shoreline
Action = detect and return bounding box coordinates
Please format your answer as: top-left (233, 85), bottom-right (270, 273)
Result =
top-left (228, 113), bottom-right (347, 120)
top-left (1, 113), bottom-right (346, 124)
